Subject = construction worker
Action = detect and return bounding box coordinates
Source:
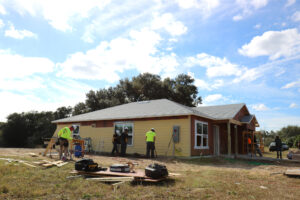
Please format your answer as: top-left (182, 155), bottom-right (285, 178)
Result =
top-left (57, 126), bottom-right (74, 160)
top-left (120, 127), bottom-right (129, 157)
top-left (247, 135), bottom-right (252, 156)
top-left (275, 136), bottom-right (282, 159)
top-left (146, 128), bottom-right (156, 158)
top-left (111, 131), bottom-right (120, 156)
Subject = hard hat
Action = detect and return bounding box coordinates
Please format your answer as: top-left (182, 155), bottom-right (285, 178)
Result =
top-left (151, 128), bottom-right (155, 131)
top-left (124, 127), bottom-right (129, 130)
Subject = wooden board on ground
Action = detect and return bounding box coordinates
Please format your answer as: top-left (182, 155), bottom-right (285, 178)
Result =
top-left (284, 169), bottom-right (300, 177)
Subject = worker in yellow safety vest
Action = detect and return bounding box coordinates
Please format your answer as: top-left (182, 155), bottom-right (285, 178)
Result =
top-left (145, 128), bottom-right (156, 158)
top-left (57, 126), bottom-right (74, 160)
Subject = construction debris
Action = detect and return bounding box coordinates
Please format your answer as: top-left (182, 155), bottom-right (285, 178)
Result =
top-left (28, 153), bottom-right (38, 157)
top-left (284, 169), bottom-right (300, 177)
top-left (35, 160), bottom-right (69, 168)
top-left (86, 176), bottom-right (134, 182)
top-left (0, 158), bottom-right (36, 168)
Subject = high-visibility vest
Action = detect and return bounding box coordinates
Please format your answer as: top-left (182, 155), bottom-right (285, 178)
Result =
top-left (58, 127), bottom-right (73, 140)
top-left (146, 131), bottom-right (156, 142)
top-left (248, 138), bottom-right (251, 144)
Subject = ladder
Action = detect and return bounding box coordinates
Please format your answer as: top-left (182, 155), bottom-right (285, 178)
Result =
top-left (43, 138), bottom-right (57, 157)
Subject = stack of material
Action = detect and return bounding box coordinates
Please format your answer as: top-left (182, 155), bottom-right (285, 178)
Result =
top-left (70, 168), bottom-right (179, 182)
top-left (33, 160), bottom-right (68, 168)
top-left (284, 169), bottom-right (300, 177)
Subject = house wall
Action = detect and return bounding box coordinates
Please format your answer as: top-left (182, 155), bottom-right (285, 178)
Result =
top-left (190, 116), bottom-right (214, 156)
top-left (53, 116), bottom-right (191, 157)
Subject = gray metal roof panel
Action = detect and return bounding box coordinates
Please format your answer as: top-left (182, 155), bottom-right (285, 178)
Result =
top-left (193, 103), bottom-right (245, 120)
top-left (52, 99), bottom-right (214, 123)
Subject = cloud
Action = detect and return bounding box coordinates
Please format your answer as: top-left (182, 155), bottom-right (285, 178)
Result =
top-left (290, 103), bottom-right (298, 108)
top-left (258, 114), bottom-right (300, 131)
top-left (0, 19), bottom-right (4, 28)
top-left (203, 94), bottom-right (225, 104)
top-left (254, 24), bottom-right (261, 29)
top-left (0, 76), bottom-right (46, 91)
top-left (188, 71), bottom-right (224, 90)
top-left (0, 50), bottom-right (54, 80)
top-left (282, 79), bottom-right (300, 89)
top-left (0, 0), bottom-right (111, 32)
top-left (0, 4), bottom-right (6, 15)
top-left (175, 0), bottom-right (220, 17)
top-left (151, 13), bottom-right (187, 36)
top-left (233, 0), bottom-right (268, 21)
top-left (58, 28), bottom-right (179, 82)
top-left (4, 24), bottom-right (37, 39)
top-left (285, 0), bottom-right (296, 7)
top-left (291, 11), bottom-right (300, 22)
top-left (251, 103), bottom-right (269, 111)
top-left (239, 29), bottom-right (300, 60)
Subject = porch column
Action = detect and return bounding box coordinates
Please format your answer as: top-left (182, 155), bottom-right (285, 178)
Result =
top-left (227, 122), bottom-right (231, 156)
top-left (234, 125), bottom-right (238, 157)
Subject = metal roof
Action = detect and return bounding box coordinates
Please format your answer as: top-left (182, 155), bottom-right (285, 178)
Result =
top-left (52, 99), bottom-right (214, 123)
top-left (193, 103), bottom-right (246, 120)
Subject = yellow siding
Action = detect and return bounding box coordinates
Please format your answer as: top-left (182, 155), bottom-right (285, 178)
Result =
top-left (52, 117), bottom-right (191, 157)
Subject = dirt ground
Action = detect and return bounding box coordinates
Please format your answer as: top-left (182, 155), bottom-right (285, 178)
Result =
top-left (0, 147), bottom-right (299, 174)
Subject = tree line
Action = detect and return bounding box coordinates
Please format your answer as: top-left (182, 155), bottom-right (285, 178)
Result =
top-left (0, 73), bottom-right (201, 147)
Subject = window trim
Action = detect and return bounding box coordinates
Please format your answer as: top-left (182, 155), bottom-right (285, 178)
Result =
top-left (114, 122), bottom-right (134, 146)
top-left (194, 120), bottom-right (209, 149)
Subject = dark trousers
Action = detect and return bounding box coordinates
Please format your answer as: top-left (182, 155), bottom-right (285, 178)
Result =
top-left (111, 142), bottom-right (119, 155)
top-left (121, 142), bottom-right (127, 157)
top-left (146, 142), bottom-right (155, 158)
top-left (255, 145), bottom-right (262, 157)
top-left (277, 148), bottom-right (282, 159)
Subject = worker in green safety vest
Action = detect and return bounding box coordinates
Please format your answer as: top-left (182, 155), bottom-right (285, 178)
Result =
top-left (145, 128), bottom-right (156, 158)
top-left (57, 126), bottom-right (74, 160)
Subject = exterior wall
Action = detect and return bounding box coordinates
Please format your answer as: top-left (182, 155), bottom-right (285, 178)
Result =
top-left (53, 116), bottom-right (191, 157)
top-left (234, 105), bottom-right (249, 121)
top-left (190, 116), bottom-right (214, 156)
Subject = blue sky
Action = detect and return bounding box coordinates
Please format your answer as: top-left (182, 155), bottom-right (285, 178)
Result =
top-left (0, 0), bottom-right (300, 131)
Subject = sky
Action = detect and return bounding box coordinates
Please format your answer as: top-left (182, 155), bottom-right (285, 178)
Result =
top-left (0, 0), bottom-right (300, 131)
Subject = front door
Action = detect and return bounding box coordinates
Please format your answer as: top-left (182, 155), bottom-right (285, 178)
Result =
top-left (213, 125), bottom-right (220, 156)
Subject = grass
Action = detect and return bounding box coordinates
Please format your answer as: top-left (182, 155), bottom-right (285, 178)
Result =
top-left (262, 147), bottom-right (298, 159)
top-left (0, 154), bottom-right (300, 200)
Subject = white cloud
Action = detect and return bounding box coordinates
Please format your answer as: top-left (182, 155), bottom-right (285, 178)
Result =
top-left (5, 24), bottom-right (37, 39)
top-left (291, 11), bottom-right (300, 22)
top-left (175, 0), bottom-right (220, 16)
top-left (282, 79), bottom-right (300, 89)
top-left (0, 18), bottom-right (4, 28)
top-left (0, 50), bottom-right (54, 80)
top-left (58, 28), bottom-right (179, 82)
top-left (290, 103), bottom-right (298, 108)
top-left (251, 103), bottom-right (269, 111)
top-left (151, 13), bottom-right (187, 36)
top-left (0, 0), bottom-right (111, 32)
top-left (188, 71), bottom-right (224, 90)
top-left (239, 29), bottom-right (300, 60)
top-left (203, 94), bottom-right (224, 103)
top-left (0, 76), bottom-right (46, 91)
top-left (285, 0), bottom-right (296, 7)
top-left (254, 24), bottom-right (261, 29)
top-left (233, 0), bottom-right (268, 21)
top-left (0, 4), bottom-right (6, 15)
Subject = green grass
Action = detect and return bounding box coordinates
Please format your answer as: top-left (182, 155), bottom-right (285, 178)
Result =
top-left (0, 155), bottom-right (300, 199)
top-left (262, 147), bottom-right (297, 159)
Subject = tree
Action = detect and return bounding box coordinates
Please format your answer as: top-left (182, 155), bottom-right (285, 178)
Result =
top-left (72, 102), bottom-right (89, 116)
top-left (172, 74), bottom-right (202, 106)
top-left (54, 106), bottom-right (72, 120)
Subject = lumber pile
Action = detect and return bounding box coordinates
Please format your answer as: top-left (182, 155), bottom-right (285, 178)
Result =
top-left (0, 158), bottom-right (36, 168)
top-left (284, 169), bottom-right (300, 177)
top-left (33, 160), bottom-right (69, 168)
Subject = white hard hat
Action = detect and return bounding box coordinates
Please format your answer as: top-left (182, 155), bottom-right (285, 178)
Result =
top-left (151, 128), bottom-right (155, 131)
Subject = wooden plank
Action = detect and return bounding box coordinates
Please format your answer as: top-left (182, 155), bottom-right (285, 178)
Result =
top-left (284, 169), bottom-right (300, 176)
top-left (71, 169), bottom-right (146, 178)
top-left (86, 177), bottom-right (134, 182)
top-left (227, 122), bottom-right (231, 156)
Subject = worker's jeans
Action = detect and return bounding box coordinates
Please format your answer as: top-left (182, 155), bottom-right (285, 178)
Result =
top-left (120, 142), bottom-right (127, 157)
top-left (111, 142), bottom-right (119, 155)
top-left (146, 142), bottom-right (155, 158)
top-left (277, 148), bottom-right (282, 159)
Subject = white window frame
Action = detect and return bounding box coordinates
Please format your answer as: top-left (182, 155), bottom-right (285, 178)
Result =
top-left (114, 122), bottom-right (134, 146)
top-left (72, 124), bottom-right (80, 137)
top-left (194, 120), bottom-right (209, 149)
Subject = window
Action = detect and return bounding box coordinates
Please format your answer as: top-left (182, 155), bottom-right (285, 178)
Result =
top-left (72, 124), bottom-right (80, 139)
top-left (114, 122), bottom-right (134, 146)
top-left (195, 120), bottom-right (209, 149)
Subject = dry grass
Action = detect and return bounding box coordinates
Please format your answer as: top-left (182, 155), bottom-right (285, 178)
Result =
top-left (0, 148), bottom-right (300, 199)
top-left (262, 147), bottom-right (298, 159)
